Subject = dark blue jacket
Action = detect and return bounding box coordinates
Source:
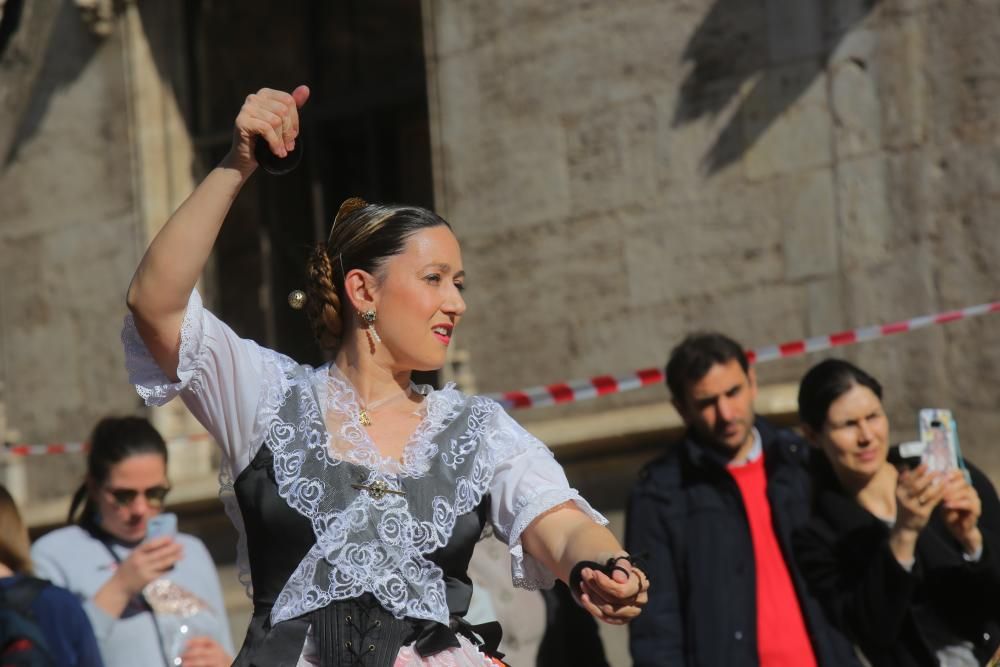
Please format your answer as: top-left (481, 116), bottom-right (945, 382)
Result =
top-left (0, 575), bottom-right (104, 667)
top-left (625, 418), bottom-right (860, 667)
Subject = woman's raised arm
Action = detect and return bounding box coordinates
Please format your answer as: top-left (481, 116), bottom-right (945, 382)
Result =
top-left (125, 85), bottom-right (309, 380)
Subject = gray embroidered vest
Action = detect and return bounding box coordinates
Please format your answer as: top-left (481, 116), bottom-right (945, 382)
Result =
top-left (231, 364), bottom-right (506, 667)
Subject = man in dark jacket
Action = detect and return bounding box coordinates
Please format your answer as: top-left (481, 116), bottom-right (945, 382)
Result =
top-left (626, 333), bottom-right (860, 667)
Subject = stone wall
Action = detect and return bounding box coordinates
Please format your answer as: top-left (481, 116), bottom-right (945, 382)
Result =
top-left (0, 1), bottom-right (200, 502)
top-left (0, 2), bottom-right (139, 499)
top-left (422, 0), bottom-right (1000, 475)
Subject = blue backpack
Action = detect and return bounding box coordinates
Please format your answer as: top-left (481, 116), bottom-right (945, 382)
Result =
top-left (0, 577), bottom-right (55, 667)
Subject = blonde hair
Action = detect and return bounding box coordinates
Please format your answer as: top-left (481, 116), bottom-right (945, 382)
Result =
top-left (304, 197), bottom-right (450, 352)
top-left (0, 485), bottom-right (33, 574)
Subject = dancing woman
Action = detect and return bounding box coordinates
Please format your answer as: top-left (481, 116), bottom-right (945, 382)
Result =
top-left (123, 85), bottom-right (647, 666)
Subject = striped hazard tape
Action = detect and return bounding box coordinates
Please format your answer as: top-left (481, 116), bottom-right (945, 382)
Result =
top-left (3, 432), bottom-right (214, 458)
top-left (5, 299), bottom-right (999, 454)
top-left (488, 300), bottom-right (1000, 410)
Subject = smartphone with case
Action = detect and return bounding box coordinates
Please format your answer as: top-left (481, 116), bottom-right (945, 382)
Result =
top-left (145, 512), bottom-right (177, 541)
top-left (918, 409), bottom-right (967, 476)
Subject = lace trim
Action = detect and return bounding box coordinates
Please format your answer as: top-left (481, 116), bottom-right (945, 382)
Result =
top-left (219, 470), bottom-right (253, 599)
top-left (507, 490), bottom-right (608, 590)
top-left (257, 364), bottom-right (533, 625)
top-left (314, 365), bottom-right (460, 478)
top-left (122, 289), bottom-right (207, 406)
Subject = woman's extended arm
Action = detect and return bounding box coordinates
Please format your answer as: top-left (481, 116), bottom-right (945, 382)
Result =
top-left (522, 504), bottom-right (647, 625)
top-left (126, 86), bottom-right (309, 379)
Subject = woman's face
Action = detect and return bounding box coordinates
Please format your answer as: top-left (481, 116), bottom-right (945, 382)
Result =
top-left (816, 383), bottom-right (890, 483)
top-left (371, 226), bottom-right (466, 371)
top-left (91, 453), bottom-right (169, 543)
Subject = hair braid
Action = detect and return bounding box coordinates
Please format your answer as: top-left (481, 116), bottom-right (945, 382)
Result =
top-left (300, 196), bottom-right (451, 354)
top-left (305, 244), bottom-right (343, 352)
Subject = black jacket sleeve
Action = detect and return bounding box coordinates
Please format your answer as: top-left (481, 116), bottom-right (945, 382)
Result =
top-left (961, 463), bottom-right (1000, 594)
top-left (626, 481), bottom-right (685, 667)
top-left (793, 520), bottom-right (920, 650)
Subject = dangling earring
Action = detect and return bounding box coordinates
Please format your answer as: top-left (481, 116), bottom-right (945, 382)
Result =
top-left (361, 309), bottom-right (381, 345)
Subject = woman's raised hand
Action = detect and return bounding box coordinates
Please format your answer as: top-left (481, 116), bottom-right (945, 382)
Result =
top-left (896, 464), bottom-right (945, 533)
top-left (225, 85), bottom-right (310, 175)
top-left (575, 558), bottom-right (649, 626)
top-left (889, 464), bottom-right (944, 565)
top-left (112, 536), bottom-right (184, 596)
top-left (940, 469), bottom-right (984, 555)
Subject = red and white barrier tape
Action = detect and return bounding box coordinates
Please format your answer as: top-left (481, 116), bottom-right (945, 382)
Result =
top-left (4, 442), bottom-right (89, 457)
top-left (488, 300), bottom-right (1000, 410)
top-left (5, 300), bottom-right (999, 454)
top-left (3, 432), bottom-right (214, 458)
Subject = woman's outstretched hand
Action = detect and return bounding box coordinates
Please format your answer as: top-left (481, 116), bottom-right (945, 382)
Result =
top-left (575, 558), bottom-right (649, 625)
top-left (223, 85), bottom-right (310, 176)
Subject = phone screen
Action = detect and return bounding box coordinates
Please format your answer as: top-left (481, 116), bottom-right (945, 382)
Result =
top-left (145, 512), bottom-right (177, 541)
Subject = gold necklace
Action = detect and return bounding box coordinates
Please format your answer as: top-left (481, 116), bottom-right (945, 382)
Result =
top-left (358, 386), bottom-right (413, 427)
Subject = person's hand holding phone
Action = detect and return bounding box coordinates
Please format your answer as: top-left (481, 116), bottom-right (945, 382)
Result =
top-left (111, 513), bottom-right (183, 597)
top-left (890, 464), bottom-right (945, 566)
top-left (940, 469), bottom-right (984, 556)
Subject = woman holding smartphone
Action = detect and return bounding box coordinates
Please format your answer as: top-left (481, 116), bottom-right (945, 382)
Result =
top-left (31, 416), bottom-right (234, 667)
top-left (794, 359), bottom-right (1000, 666)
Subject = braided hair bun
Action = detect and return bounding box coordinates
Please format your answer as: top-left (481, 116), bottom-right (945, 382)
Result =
top-left (303, 197), bottom-right (452, 353)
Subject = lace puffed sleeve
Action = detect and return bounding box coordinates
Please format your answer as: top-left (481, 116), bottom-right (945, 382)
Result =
top-left (121, 289), bottom-right (281, 476)
top-left (487, 407), bottom-right (608, 590)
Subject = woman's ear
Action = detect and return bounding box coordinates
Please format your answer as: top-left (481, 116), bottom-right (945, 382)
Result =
top-left (801, 423), bottom-right (819, 445)
top-left (343, 269), bottom-right (379, 313)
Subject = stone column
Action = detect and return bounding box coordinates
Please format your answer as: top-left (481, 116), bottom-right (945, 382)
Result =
top-left (120, 2), bottom-right (212, 481)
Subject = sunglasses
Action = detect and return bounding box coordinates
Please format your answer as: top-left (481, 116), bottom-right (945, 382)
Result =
top-left (104, 485), bottom-right (171, 508)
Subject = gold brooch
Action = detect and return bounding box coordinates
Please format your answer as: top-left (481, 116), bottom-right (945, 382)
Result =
top-left (351, 479), bottom-right (405, 501)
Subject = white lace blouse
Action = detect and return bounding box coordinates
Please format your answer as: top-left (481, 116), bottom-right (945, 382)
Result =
top-left (121, 290), bottom-right (605, 630)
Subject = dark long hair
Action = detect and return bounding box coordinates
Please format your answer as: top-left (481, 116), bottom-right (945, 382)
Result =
top-left (68, 416), bottom-right (169, 524)
top-left (304, 197), bottom-right (452, 352)
top-left (797, 359), bottom-right (884, 432)
top-left (0, 485), bottom-right (32, 574)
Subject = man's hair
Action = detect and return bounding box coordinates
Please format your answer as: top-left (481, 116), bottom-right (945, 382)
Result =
top-left (665, 332), bottom-right (749, 402)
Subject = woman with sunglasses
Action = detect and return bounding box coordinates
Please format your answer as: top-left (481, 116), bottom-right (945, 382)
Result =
top-left (121, 85), bottom-right (647, 666)
top-left (31, 416), bottom-right (235, 667)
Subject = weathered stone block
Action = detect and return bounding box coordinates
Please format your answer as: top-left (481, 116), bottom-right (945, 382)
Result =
top-left (684, 283), bottom-right (809, 352)
top-left (806, 275), bottom-right (846, 337)
top-left (829, 29), bottom-right (883, 158)
top-left (623, 197), bottom-right (784, 308)
top-left (443, 116), bottom-right (571, 237)
top-left (563, 95), bottom-right (658, 217)
top-left (0, 216), bottom-right (139, 443)
top-left (776, 168), bottom-right (839, 281)
top-left (743, 62), bottom-right (834, 181)
top-left (836, 155), bottom-right (894, 269)
top-left (874, 16), bottom-right (927, 150)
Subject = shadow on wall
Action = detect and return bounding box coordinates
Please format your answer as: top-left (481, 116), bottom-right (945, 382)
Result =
top-left (3, 0), bottom-right (103, 165)
top-left (674, 0), bottom-right (882, 173)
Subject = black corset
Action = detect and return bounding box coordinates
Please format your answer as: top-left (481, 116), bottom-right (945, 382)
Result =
top-left (231, 444), bottom-right (494, 667)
